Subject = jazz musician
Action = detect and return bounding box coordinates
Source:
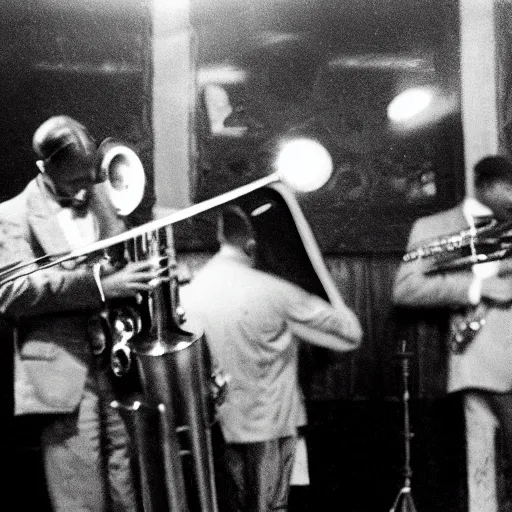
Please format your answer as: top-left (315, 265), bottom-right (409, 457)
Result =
top-left (0, 116), bottom-right (161, 511)
top-left (393, 155), bottom-right (512, 502)
top-left (181, 205), bottom-right (362, 512)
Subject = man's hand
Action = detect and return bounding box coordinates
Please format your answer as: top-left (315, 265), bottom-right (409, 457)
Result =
top-left (101, 260), bottom-right (165, 299)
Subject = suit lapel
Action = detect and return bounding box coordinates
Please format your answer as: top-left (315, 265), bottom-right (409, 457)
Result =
top-left (26, 176), bottom-right (72, 255)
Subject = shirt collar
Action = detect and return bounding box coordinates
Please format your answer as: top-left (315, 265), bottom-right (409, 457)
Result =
top-left (463, 197), bottom-right (492, 223)
top-left (218, 244), bottom-right (253, 266)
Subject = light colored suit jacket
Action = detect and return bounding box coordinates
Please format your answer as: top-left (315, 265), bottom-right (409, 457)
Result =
top-left (0, 175), bottom-right (126, 415)
top-left (393, 203), bottom-right (512, 393)
top-left (181, 250), bottom-right (361, 443)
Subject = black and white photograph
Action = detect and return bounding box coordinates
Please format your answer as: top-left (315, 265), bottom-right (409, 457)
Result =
top-left (0, 1), bottom-right (510, 511)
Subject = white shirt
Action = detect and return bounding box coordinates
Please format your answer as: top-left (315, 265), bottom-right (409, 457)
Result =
top-left (463, 197), bottom-right (499, 303)
top-left (41, 176), bottom-right (99, 250)
top-left (56, 208), bottom-right (99, 250)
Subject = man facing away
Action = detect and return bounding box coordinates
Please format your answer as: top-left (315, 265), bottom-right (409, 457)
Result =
top-left (181, 204), bottom-right (362, 512)
top-left (393, 155), bottom-right (512, 507)
top-left (0, 115), bottom-right (161, 511)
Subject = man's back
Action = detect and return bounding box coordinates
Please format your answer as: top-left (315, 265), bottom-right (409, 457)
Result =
top-left (182, 251), bottom-right (309, 443)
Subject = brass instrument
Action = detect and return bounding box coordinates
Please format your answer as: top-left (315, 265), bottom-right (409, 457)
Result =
top-left (1, 139), bottom-right (335, 511)
top-left (401, 215), bottom-right (512, 355)
top-left (0, 174), bottom-right (285, 285)
top-left (401, 216), bottom-right (512, 265)
top-left (109, 225), bottom-right (220, 512)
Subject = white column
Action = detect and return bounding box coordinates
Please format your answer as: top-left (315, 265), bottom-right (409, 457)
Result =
top-left (459, 0), bottom-right (498, 198)
top-left (459, 1), bottom-right (500, 510)
top-left (152, 0), bottom-right (194, 216)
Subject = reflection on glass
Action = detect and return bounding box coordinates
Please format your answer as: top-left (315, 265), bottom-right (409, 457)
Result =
top-left (191, 0), bottom-right (463, 252)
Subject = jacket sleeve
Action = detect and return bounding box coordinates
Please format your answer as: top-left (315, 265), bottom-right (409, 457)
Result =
top-left (282, 282), bottom-right (362, 352)
top-left (392, 217), bottom-right (475, 309)
top-left (0, 217), bottom-right (102, 320)
top-left (0, 268), bottom-right (103, 320)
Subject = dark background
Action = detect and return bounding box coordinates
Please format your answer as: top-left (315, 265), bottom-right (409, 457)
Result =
top-left (185, 0), bottom-right (465, 254)
top-left (0, 0), bottom-right (154, 222)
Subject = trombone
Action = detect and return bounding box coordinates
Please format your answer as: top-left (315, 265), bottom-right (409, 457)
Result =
top-left (0, 173), bottom-right (282, 285)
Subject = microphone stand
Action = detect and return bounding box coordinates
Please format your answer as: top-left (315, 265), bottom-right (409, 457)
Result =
top-left (389, 339), bottom-right (418, 512)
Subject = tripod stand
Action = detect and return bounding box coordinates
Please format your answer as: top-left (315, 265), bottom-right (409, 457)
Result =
top-left (389, 339), bottom-right (418, 512)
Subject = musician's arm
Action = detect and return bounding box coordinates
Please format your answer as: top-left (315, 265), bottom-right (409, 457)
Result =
top-left (0, 268), bottom-right (104, 319)
top-left (290, 322), bottom-right (361, 352)
top-left (393, 219), bottom-right (475, 309)
top-left (0, 220), bottom-right (103, 319)
top-left (285, 285), bottom-right (362, 351)
top-left (479, 274), bottom-right (512, 304)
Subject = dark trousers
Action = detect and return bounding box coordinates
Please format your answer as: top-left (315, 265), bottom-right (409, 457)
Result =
top-left (223, 436), bottom-right (297, 512)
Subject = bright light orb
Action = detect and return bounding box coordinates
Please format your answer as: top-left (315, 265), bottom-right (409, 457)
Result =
top-left (387, 87), bottom-right (433, 122)
top-left (275, 138), bottom-right (333, 192)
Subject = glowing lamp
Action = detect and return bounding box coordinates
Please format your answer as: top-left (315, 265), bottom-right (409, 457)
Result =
top-left (387, 87), bottom-right (433, 123)
top-left (275, 138), bottom-right (333, 192)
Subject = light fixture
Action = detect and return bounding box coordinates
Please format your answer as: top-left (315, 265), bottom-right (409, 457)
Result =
top-left (275, 138), bottom-right (333, 192)
top-left (387, 87), bottom-right (433, 123)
